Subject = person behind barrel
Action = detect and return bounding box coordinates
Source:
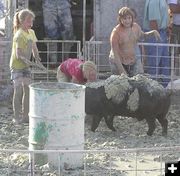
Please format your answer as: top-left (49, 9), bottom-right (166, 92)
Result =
top-left (9, 9), bottom-right (41, 124)
top-left (143, 0), bottom-right (170, 87)
top-left (42, 0), bottom-right (74, 65)
top-left (56, 58), bottom-right (97, 84)
top-left (109, 7), bottom-right (160, 77)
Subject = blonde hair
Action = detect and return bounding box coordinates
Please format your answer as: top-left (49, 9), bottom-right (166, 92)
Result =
top-left (13, 9), bottom-right (35, 34)
top-left (82, 61), bottom-right (96, 75)
top-left (118, 7), bottom-right (134, 26)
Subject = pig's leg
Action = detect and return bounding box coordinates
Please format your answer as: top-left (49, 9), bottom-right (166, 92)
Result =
top-left (146, 117), bottom-right (156, 136)
top-left (91, 115), bottom-right (103, 132)
top-left (156, 114), bottom-right (168, 136)
top-left (104, 115), bottom-right (116, 131)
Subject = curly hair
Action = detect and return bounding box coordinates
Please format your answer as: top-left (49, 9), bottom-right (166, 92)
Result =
top-left (118, 7), bottom-right (134, 27)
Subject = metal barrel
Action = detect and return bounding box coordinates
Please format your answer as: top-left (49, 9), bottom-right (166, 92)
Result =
top-left (29, 82), bottom-right (85, 169)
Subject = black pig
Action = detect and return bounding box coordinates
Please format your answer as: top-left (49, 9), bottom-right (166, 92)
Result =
top-left (85, 75), bottom-right (171, 136)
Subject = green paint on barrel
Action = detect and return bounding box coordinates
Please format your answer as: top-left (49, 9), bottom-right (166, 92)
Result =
top-left (33, 122), bottom-right (48, 144)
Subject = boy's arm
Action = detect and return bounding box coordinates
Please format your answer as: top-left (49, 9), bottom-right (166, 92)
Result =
top-left (135, 17), bottom-right (160, 41)
top-left (141, 30), bottom-right (161, 41)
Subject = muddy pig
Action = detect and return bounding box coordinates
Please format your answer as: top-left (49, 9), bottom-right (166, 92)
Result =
top-left (85, 74), bottom-right (171, 136)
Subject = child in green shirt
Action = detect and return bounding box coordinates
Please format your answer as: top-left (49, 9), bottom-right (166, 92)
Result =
top-left (10, 9), bottom-right (41, 124)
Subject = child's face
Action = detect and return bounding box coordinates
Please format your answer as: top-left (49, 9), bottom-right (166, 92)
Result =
top-left (120, 15), bottom-right (133, 28)
top-left (22, 16), bottom-right (33, 30)
top-left (85, 69), bottom-right (97, 82)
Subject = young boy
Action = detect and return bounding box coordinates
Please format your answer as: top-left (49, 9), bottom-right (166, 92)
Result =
top-left (109, 7), bottom-right (160, 77)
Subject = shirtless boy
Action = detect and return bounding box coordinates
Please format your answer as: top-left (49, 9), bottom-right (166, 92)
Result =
top-left (109, 7), bottom-right (160, 76)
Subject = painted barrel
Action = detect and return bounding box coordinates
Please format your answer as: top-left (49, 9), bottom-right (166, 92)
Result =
top-left (29, 82), bottom-right (85, 169)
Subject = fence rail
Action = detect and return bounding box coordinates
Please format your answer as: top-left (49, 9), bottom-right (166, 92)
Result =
top-left (0, 39), bottom-right (180, 84)
top-left (85, 41), bottom-right (180, 85)
top-left (0, 146), bottom-right (180, 175)
top-left (0, 40), bottom-right (81, 83)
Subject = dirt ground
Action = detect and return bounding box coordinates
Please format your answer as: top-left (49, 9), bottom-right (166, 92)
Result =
top-left (0, 98), bottom-right (180, 176)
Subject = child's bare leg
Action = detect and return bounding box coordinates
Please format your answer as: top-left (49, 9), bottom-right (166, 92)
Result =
top-left (13, 78), bottom-right (23, 123)
top-left (22, 78), bottom-right (31, 123)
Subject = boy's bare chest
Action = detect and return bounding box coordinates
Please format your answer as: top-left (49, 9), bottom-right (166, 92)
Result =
top-left (120, 30), bottom-right (137, 45)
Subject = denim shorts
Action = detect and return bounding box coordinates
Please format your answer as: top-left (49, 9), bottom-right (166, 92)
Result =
top-left (11, 68), bottom-right (31, 81)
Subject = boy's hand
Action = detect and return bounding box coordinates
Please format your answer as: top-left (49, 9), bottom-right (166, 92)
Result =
top-left (153, 30), bottom-right (161, 41)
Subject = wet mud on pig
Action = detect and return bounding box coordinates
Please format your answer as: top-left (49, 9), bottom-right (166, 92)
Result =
top-left (85, 74), bottom-right (171, 136)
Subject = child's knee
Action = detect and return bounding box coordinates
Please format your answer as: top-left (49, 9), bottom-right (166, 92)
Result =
top-left (13, 78), bottom-right (23, 87)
